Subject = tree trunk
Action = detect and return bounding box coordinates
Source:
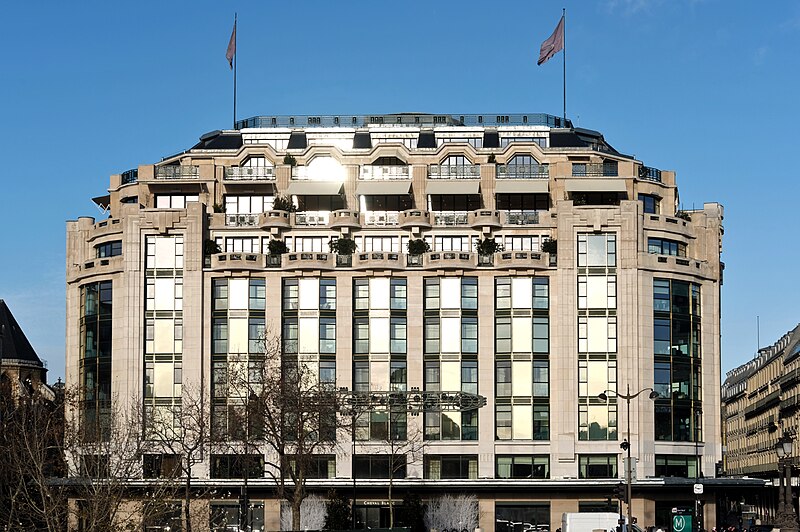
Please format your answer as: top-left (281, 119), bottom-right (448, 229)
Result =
top-left (389, 475), bottom-right (394, 529)
top-left (185, 467), bottom-right (193, 532)
top-left (292, 498), bottom-right (302, 531)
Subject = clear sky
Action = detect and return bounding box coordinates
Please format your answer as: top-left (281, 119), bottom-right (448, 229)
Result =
top-left (0, 0), bottom-right (797, 382)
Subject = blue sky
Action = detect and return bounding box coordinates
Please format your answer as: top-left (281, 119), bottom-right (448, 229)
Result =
top-left (0, 0), bottom-right (797, 381)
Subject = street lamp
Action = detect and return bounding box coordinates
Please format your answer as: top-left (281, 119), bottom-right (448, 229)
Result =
top-left (775, 434), bottom-right (799, 532)
top-left (598, 384), bottom-right (659, 530)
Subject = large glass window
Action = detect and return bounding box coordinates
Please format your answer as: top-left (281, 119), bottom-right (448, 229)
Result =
top-left (578, 454), bottom-right (618, 479)
top-left (354, 455), bottom-right (406, 479)
top-left (95, 240), bottom-right (122, 258)
top-left (424, 455), bottom-right (478, 479)
top-left (638, 193), bottom-right (660, 214)
top-left (577, 233), bottom-right (616, 267)
top-left (648, 238), bottom-right (687, 257)
top-left (495, 504), bottom-right (550, 532)
top-left (80, 281), bottom-right (113, 440)
top-left (496, 455), bottom-right (549, 479)
top-left (655, 455), bottom-right (698, 478)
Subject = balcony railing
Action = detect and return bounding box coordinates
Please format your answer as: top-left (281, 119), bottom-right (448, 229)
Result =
top-left (432, 211), bottom-right (469, 226)
top-left (572, 162), bottom-right (618, 177)
top-left (428, 165), bottom-right (480, 179)
top-left (638, 166), bottom-right (662, 182)
top-left (360, 165), bottom-right (410, 180)
top-left (226, 214), bottom-right (259, 227)
top-left (224, 166), bottom-right (276, 180)
top-left (503, 210), bottom-right (540, 225)
top-left (496, 164), bottom-right (549, 179)
top-left (365, 211), bottom-right (400, 226)
top-left (120, 169), bottom-right (138, 185)
top-left (294, 211), bottom-right (329, 226)
top-left (155, 165), bottom-right (199, 179)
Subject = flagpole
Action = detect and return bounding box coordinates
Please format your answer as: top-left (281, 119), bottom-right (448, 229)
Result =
top-left (562, 7), bottom-right (566, 126)
top-left (233, 12), bottom-right (237, 129)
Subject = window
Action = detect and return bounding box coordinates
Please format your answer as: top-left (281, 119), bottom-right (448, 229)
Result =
top-left (502, 235), bottom-right (542, 252)
top-left (648, 238), bottom-right (687, 257)
top-left (424, 455), bottom-right (478, 479)
top-left (319, 318), bottom-right (336, 353)
top-left (428, 194), bottom-right (481, 211)
top-left (655, 455), bottom-right (698, 478)
top-left (578, 454), bottom-right (618, 479)
top-left (225, 195), bottom-right (274, 214)
top-left (577, 233), bottom-right (616, 267)
top-left (390, 361), bottom-right (407, 391)
top-left (210, 454), bottom-right (263, 479)
top-left (353, 455), bottom-right (406, 479)
top-left (155, 195), bottom-right (198, 209)
top-left (210, 503), bottom-right (264, 532)
top-left (433, 235), bottom-right (470, 252)
top-left (495, 504), bottom-right (550, 532)
top-left (285, 455), bottom-right (336, 479)
top-left (95, 240), bottom-right (122, 258)
top-left (143, 454), bottom-right (181, 478)
top-left (496, 455), bottom-right (549, 479)
top-left (496, 193), bottom-right (549, 211)
top-left (638, 193), bottom-right (660, 214)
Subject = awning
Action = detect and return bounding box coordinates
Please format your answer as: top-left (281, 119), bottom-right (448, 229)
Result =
top-left (495, 180), bottom-right (549, 194)
top-left (285, 181), bottom-right (343, 196)
top-left (356, 181), bottom-right (412, 196)
top-left (426, 181), bottom-right (480, 195)
top-left (92, 194), bottom-right (111, 207)
top-left (564, 178), bottom-right (627, 193)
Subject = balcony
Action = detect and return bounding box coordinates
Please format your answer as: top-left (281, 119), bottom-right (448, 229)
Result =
top-left (398, 210), bottom-right (431, 230)
top-left (428, 165), bottom-right (480, 179)
top-left (155, 165), bottom-right (199, 179)
top-left (432, 211), bottom-right (469, 226)
top-left (502, 210), bottom-right (540, 225)
top-left (364, 211), bottom-right (400, 226)
top-left (294, 211), bottom-right (330, 227)
top-left (120, 169), bottom-right (138, 185)
top-left (226, 214), bottom-right (259, 227)
top-left (571, 162), bottom-right (618, 177)
top-left (329, 210), bottom-right (361, 230)
top-left (638, 165), bottom-right (662, 183)
top-left (424, 251), bottom-right (475, 269)
top-left (260, 210), bottom-right (291, 230)
top-left (224, 166), bottom-right (276, 180)
top-left (209, 253), bottom-right (266, 271)
top-left (353, 252), bottom-right (405, 270)
top-left (494, 250), bottom-right (549, 270)
top-left (468, 210), bottom-right (502, 230)
top-left (283, 252), bottom-right (335, 270)
top-left (360, 165), bottom-right (410, 180)
top-left (496, 164), bottom-right (549, 179)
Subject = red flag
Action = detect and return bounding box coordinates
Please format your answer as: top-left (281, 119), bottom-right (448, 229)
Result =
top-left (226, 20), bottom-right (236, 69)
top-left (538, 16), bottom-right (564, 66)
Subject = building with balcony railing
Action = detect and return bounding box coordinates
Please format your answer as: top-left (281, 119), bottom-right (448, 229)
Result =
top-left (67, 112), bottom-right (740, 532)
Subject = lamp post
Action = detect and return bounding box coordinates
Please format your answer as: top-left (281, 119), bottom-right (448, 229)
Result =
top-left (599, 385), bottom-right (659, 530)
top-left (775, 434), bottom-right (799, 532)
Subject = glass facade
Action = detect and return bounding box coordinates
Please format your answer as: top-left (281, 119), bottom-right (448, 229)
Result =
top-left (577, 233), bottom-right (618, 441)
top-left (653, 279), bottom-right (702, 442)
top-left (80, 281), bottom-right (112, 440)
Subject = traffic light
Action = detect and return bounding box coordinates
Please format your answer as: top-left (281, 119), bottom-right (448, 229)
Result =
top-left (613, 483), bottom-right (628, 503)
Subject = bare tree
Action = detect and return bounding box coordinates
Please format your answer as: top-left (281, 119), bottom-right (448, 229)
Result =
top-left (280, 494), bottom-right (327, 531)
top-left (230, 336), bottom-right (345, 531)
top-left (425, 494), bottom-right (479, 532)
top-left (384, 419), bottom-right (426, 529)
top-left (0, 382), bottom-right (67, 531)
top-left (144, 383), bottom-right (213, 532)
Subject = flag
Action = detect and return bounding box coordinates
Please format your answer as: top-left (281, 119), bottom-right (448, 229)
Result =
top-left (226, 19), bottom-right (236, 69)
top-left (537, 16), bottom-right (564, 66)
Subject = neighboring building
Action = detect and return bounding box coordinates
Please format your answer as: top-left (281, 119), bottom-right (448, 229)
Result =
top-left (722, 324), bottom-right (800, 520)
top-left (66, 113), bottom-right (733, 531)
top-left (0, 299), bottom-right (53, 403)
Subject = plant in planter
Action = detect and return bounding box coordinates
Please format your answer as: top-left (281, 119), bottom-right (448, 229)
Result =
top-left (329, 237), bottom-right (357, 255)
top-left (212, 202), bottom-right (225, 213)
top-left (283, 154), bottom-right (297, 166)
top-left (204, 239), bottom-right (221, 256)
top-left (675, 210), bottom-right (692, 221)
top-left (406, 238), bottom-right (431, 256)
top-left (541, 238), bottom-right (557, 255)
top-left (271, 195), bottom-right (296, 212)
top-left (487, 154), bottom-right (496, 163)
top-left (475, 237), bottom-right (503, 256)
top-left (267, 239), bottom-right (289, 256)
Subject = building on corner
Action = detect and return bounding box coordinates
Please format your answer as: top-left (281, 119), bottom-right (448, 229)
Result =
top-left (66, 113), bottom-right (739, 531)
